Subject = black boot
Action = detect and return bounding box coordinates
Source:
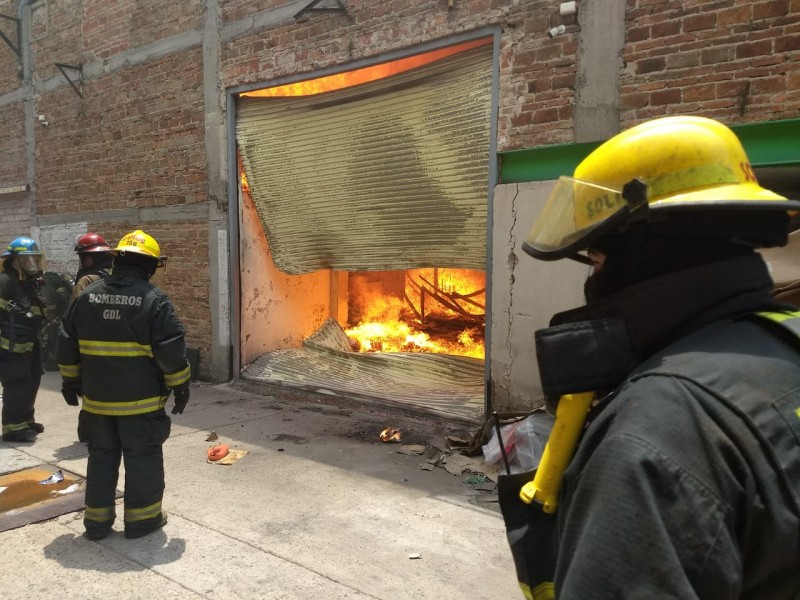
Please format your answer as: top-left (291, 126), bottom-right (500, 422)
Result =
top-left (2, 428), bottom-right (38, 442)
top-left (28, 421), bottom-right (45, 433)
top-left (125, 512), bottom-right (168, 539)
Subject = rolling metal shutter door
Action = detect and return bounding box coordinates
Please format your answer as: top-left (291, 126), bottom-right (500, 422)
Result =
top-left (236, 44), bottom-right (493, 275)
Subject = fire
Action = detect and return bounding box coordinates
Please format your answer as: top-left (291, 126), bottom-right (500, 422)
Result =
top-left (345, 268), bottom-right (485, 359)
top-left (380, 427), bottom-right (402, 443)
top-left (241, 37), bottom-right (491, 99)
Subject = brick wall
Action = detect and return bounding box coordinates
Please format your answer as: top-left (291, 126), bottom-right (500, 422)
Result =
top-left (78, 0), bottom-right (203, 62)
top-left (219, 0), bottom-right (578, 149)
top-left (0, 103), bottom-right (25, 186)
top-left (621, 0), bottom-right (800, 125)
top-left (0, 0), bottom-right (20, 95)
top-left (36, 47), bottom-right (206, 216)
top-left (0, 193), bottom-right (31, 247)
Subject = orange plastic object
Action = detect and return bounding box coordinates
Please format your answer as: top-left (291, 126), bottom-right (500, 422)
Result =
top-left (207, 444), bottom-right (230, 461)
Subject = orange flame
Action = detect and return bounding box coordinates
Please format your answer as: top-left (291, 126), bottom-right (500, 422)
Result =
top-left (241, 37), bottom-right (491, 98)
top-left (345, 268), bottom-right (485, 359)
top-left (380, 427), bottom-right (402, 443)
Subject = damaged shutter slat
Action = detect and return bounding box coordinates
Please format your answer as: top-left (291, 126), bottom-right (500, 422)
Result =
top-left (236, 44), bottom-right (493, 274)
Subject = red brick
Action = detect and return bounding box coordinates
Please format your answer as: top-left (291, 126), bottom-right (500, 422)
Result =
top-left (650, 88), bottom-right (682, 105)
top-left (752, 0), bottom-right (790, 19)
top-left (736, 40), bottom-right (774, 58)
top-left (776, 35), bottom-right (800, 52)
top-left (637, 56), bottom-right (666, 74)
top-left (684, 13), bottom-right (717, 33)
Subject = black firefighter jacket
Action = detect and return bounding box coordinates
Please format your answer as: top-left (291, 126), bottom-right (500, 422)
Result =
top-left (535, 253), bottom-right (800, 599)
top-left (57, 267), bottom-right (190, 416)
top-left (0, 268), bottom-right (45, 355)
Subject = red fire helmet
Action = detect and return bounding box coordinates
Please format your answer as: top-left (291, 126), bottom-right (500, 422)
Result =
top-left (74, 232), bottom-right (111, 254)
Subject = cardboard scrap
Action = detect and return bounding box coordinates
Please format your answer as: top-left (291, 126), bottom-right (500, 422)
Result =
top-left (443, 453), bottom-right (487, 476)
top-left (397, 444), bottom-right (426, 455)
top-left (208, 448), bottom-right (248, 465)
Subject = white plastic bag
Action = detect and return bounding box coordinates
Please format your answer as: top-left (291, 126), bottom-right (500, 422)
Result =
top-left (482, 421), bottom-right (520, 467)
top-left (483, 412), bottom-right (554, 473)
top-left (513, 412), bottom-right (554, 471)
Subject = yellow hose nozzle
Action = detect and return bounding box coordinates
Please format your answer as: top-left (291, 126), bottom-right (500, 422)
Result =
top-left (520, 392), bottom-right (595, 512)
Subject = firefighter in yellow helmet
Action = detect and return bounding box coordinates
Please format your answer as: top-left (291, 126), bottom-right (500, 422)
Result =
top-left (511, 117), bottom-right (800, 599)
top-left (57, 230), bottom-right (191, 540)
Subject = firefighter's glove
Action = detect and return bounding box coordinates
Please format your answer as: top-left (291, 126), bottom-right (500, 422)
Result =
top-left (61, 379), bottom-right (81, 407)
top-left (171, 388), bottom-right (190, 415)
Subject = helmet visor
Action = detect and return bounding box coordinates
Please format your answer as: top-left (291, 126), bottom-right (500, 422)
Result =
top-left (523, 177), bottom-right (629, 260)
top-left (16, 254), bottom-right (45, 275)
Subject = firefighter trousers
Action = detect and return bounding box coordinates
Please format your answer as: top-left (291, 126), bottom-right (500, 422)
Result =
top-left (0, 348), bottom-right (42, 437)
top-left (78, 409), bottom-right (171, 537)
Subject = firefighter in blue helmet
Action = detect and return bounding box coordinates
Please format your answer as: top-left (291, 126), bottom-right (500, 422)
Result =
top-left (0, 236), bottom-right (48, 442)
top-left (57, 230), bottom-right (191, 540)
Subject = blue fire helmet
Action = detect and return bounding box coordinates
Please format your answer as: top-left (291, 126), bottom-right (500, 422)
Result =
top-left (2, 236), bottom-right (42, 257)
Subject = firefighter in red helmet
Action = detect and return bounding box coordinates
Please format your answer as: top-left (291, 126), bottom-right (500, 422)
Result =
top-left (57, 230), bottom-right (190, 540)
top-left (70, 232), bottom-right (113, 302)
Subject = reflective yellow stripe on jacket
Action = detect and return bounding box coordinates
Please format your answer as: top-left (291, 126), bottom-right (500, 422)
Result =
top-left (58, 363), bottom-right (81, 378)
top-left (0, 337), bottom-right (34, 353)
top-left (79, 339), bottom-right (154, 357)
top-left (164, 365), bottom-right (191, 388)
top-left (82, 395), bottom-right (168, 416)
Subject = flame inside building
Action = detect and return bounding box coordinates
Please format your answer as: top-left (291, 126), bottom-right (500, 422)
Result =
top-left (343, 268), bottom-right (485, 359)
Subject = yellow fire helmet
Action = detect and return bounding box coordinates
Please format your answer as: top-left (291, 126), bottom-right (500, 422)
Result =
top-left (523, 115), bottom-right (800, 262)
top-left (111, 229), bottom-right (167, 267)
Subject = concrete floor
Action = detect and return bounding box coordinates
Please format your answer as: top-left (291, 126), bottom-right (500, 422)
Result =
top-left (0, 372), bottom-right (520, 599)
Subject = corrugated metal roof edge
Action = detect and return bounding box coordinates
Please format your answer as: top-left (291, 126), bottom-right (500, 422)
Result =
top-left (499, 118), bottom-right (800, 184)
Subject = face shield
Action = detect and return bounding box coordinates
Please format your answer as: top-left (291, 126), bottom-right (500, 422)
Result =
top-left (522, 177), bottom-right (648, 264)
top-left (14, 253), bottom-right (45, 276)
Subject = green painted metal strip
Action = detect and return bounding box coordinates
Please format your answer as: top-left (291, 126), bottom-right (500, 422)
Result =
top-left (732, 119), bottom-right (800, 167)
top-left (499, 140), bottom-right (601, 184)
top-left (500, 118), bottom-right (800, 183)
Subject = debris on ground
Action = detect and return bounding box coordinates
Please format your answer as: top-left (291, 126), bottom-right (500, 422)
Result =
top-left (37, 470), bottom-right (64, 485)
top-left (408, 553), bottom-right (422, 560)
top-left (207, 444), bottom-right (230, 461)
top-left (397, 444), bottom-right (426, 455)
top-left (445, 434), bottom-right (471, 449)
top-left (210, 449), bottom-right (249, 466)
top-left (50, 483), bottom-right (81, 496)
top-left (206, 431), bottom-right (219, 442)
top-left (379, 426), bottom-right (402, 443)
top-left (463, 474), bottom-right (490, 485)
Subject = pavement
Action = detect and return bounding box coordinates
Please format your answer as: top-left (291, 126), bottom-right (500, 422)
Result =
top-left (0, 371), bottom-right (520, 600)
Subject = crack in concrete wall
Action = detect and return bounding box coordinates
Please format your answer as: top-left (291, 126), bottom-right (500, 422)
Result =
top-left (502, 183), bottom-right (520, 399)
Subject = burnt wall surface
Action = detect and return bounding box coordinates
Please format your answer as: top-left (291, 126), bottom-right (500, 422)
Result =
top-left (0, 0), bottom-right (798, 385)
